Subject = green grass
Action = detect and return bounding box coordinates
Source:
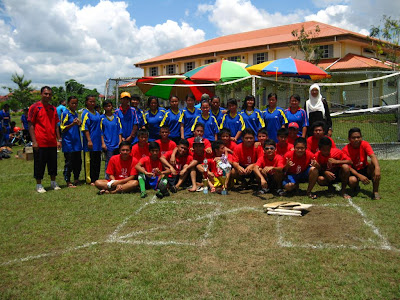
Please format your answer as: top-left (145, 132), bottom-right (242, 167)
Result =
top-left (1, 150), bottom-right (400, 299)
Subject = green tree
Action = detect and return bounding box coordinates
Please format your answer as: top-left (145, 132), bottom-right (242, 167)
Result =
top-left (2, 73), bottom-right (36, 109)
top-left (290, 25), bottom-right (323, 63)
top-left (370, 15), bottom-right (400, 70)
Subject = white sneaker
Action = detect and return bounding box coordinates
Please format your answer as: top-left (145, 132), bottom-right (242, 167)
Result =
top-left (36, 185), bottom-right (47, 193)
top-left (51, 182), bottom-right (61, 190)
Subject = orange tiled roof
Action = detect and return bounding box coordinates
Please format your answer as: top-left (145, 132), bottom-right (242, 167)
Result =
top-left (318, 53), bottom-right (393, 71)
top-left (135, 21), bottom-right (371, 66)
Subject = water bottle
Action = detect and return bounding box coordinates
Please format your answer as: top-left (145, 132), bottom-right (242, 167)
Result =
top-left (203, 159), bottom-right (208, 194)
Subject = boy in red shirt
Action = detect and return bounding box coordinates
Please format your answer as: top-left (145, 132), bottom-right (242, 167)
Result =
top-left (188, 136), bottom-right (214, 192)
top-left (135, 141), bottom-right (172, 198)
top-left (307, 121), bottom-right (336, 153)
top-left (206, 140), bottom-right (233, 193)
top-left (131, 129), bottom-right (150, 160)
top-left (218, 127), bottom-right (237, 155)
top-left (161, 139), bottom-right (197, 192)
top-left (187, 123), bottom-right (212, 154)
top-left (276, 128), bottom-right (294, 156)
top-left (231, 128), bottom-right (260, 189)
top-left (155, 125), bottom-right (177, 155)
top-left (315, 137), bottom-right (352, 199)
top-left (283, 137), bottom-right (319, 199)
top-left (342, 128), bottom-right (381, 200)
top-left (94, 141), bottom-right (139, 194)
top-left (254, 128), bottom-right (268, 154)
top-left (287, 122), bottom-right (299, 145)
top-left (253, 139), bottom-right (285, 195)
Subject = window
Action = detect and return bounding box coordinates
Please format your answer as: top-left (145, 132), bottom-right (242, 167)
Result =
top-left (205, 59), bottom-right (216, 64)
top-left (318, 45), bottom-right (334, 58)
top-left (227, 56), bottom-right (241, 62)
top-left (166, 64), bottom-right (176, 75)
top-left (184, 62), bottom-right (195, 72)
top-left (253, 52), bottom-right (268, 64)
top-left (150, 67), bottom-right (158, 76)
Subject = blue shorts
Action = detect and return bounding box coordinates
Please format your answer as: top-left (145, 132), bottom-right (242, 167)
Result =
top-left (145, 176), bottom-right (160, 190)
top-left (283, 166), bottom-right (311, 186)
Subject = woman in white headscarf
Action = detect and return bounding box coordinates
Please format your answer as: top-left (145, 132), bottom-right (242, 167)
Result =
top-left (305, 83), bottom-right (332, 137)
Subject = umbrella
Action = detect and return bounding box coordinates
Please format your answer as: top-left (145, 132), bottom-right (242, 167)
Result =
top-left (136, 76), bottom-right (215, 100)
top-left (246, 57), bottom-right (330, 80)
top-left (183, 60), bottom-right (251, 82)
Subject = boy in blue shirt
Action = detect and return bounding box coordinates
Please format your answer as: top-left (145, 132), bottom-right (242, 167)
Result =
top-left (101, 100), bottom-right (122, 178)
top-left (60, 96), bottom-right (82, 187)
top-left (114, 92), bottom-right (138, 144)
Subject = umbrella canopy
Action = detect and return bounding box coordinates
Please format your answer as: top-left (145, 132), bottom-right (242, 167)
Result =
top-left (183, 60), bottom-right (250, 82)
top-left (246, 57), bottom-right (330, 80)
top-left (136, 76), bottom-right (215, 101)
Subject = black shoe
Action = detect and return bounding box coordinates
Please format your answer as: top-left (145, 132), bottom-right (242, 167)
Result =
top-left (170, 185), bottom-right (178, 193)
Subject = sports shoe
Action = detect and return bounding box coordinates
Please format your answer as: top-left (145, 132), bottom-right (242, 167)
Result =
top-left (51, 182), bottom-right (61, 190)
top-left (169, 185), bottom-right (178, 193)
top-left (36, 185), bottom-right (47, 193)
top-left (140, 191), bottom-right (147, 198)
top-left (156, 190), bottom-right (164, 199)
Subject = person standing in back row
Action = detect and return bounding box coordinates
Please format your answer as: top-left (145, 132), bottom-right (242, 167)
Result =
top-left (305, 83), bottom-right (332, 137)
top-left (28, 86), bottom-right (62, 193)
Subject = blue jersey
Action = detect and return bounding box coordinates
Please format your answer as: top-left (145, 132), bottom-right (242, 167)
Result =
top-left (114, 107), bottom-right (138, 141)
top-left (220, 112), bottom-right (246, 143)
top-left (160, 109), bottom-right (182, 139)
top-left (81, 109), bottom-right (102, 152)
top-left (179, 107), bottom-right (201, 138)
top-left (240, 109), bottom-right (265, 139)
top-left (0, 110), bottom-right (10, 127)
top-left (21, 114), bottom-right (29, 130)
top-left (60, 109), bottom-right (82, 153)
top-left (132, 107), bottom-right (147, 144)
top-left (101, 114), bottom-right (122, 151)
top-left (145, 108), bottom-right (165, 141)
top-left (284, 108), bottom-right (308, 136)
top-left (263, 107), bottom-right (288, 142)
top-left (56, 104), bottom-right (66, 126)
top-left (211, 107), bottom-right (225, 126)
top-left (191, 114), bottom-right (220, 142)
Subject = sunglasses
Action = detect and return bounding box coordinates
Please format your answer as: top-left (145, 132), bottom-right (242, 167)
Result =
top-left (264, 147), bottom-right (275, 150)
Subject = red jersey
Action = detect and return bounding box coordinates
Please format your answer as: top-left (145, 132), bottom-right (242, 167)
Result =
top-left (163, 150), bottom-right (193, 173)
top-left (342, 141), bottom-right (374, 170)
top-left (188, 137), bottom-right (211, 149)
top-left (276, 142), bottom-right (294, 156)
top-left (284, 150), bottom-right (315, 174)
top-left (307, 136), bottom-right (336, 153)
top-left (315, 148), bottom-right (351, 171)
top-left (256, 154), bottom-right (284, 174)
top-left (287, 136), bottom-right (297, 145)
top-left (139, 156), bottom-right (163, 173)
top-left (28, 101), bottom-right (59, 147)
top-left (155, 139), bottom-right (176, 155)
top-left (131, 143), bottom-right (150, 160)
top-left (224, 140), bottom-right (237, 153)
top-left (233, 143), bottom-right (260, 167)
top-left (106, 155), bottom-right (138, 179)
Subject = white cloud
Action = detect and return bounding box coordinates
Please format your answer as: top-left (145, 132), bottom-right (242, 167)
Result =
top-left (0, 0), bottom-right (205, 93)
top-left (197, 0), bottom-right (304, 35)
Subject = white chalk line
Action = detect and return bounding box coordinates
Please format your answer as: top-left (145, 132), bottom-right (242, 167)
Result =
top-left (276, 200), bottom-right (399, 252)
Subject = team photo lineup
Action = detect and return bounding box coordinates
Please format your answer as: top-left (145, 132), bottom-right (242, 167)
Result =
top-left (26, 84), bottom-right (381, 200)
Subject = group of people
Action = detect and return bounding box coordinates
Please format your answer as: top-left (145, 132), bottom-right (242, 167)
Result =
top-left (27, 84), bottom-right (381, 200)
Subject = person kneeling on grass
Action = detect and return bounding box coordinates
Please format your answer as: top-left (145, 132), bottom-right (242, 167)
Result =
top-left (161, 138), bottom-right (197, 193)
top-left (283, 137), bottom-right (319, 199)
top-left (135, 141), bottom-right (172, 199)
top-left (253, 139), bottom-right (285, 196)
top-left (314, 136), bottom-right (352, 199)
top-left (95, 141), bottom-right (139, 194)
top-left (342, 127), bottom-right (381, 200)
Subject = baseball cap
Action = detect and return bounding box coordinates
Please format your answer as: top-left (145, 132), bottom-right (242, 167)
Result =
top-left (288, 122), bottom-right (299, 129)
top-left (193, 136), bottom-right (205, 144)
top-left (120, 92), bottom-right (131, 99)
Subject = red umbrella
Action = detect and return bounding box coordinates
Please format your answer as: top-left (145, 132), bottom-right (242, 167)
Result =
top-left (136, 76), bottom-right (215, 100)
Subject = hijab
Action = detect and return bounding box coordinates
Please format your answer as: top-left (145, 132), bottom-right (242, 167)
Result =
top-left (306, 83), bottom-right (325, 118)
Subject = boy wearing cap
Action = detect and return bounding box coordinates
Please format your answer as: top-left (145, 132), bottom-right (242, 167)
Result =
top-left (115, 92), bottom-right (138, 144)
top-left (287, 122), bottom-right (299, 145)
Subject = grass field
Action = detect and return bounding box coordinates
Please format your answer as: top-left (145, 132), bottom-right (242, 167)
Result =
top-left (1, 149), bottom-right (400, 299)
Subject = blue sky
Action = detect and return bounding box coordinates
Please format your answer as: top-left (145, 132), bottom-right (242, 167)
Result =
top-left (0, 0), bottom-right (399, 94)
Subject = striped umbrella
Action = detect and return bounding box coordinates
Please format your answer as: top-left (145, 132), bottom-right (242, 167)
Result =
top-left (184, 60), bottom-right (250, 82)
